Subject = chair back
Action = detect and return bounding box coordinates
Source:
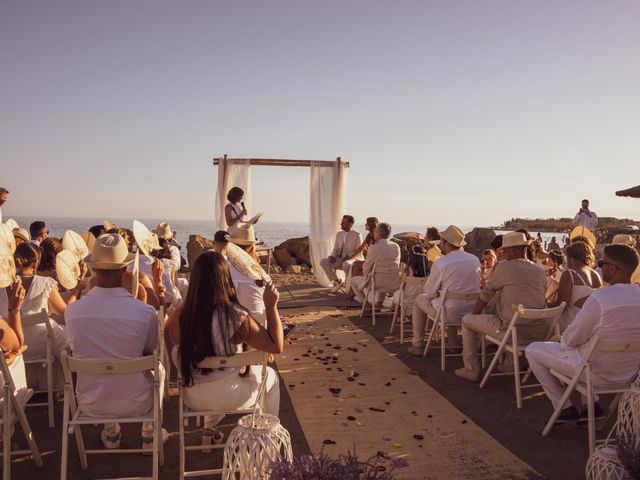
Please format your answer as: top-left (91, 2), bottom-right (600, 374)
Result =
top-left (20, 309), bottom-right (52, 330)
top-left (61, 349), bottom-right (158, 380)
top-left (596, 339), bottom-right (640, 353)
top-left (441, 289), bottom-right (481, 303)
top-left (371, 264), bottom-right (401, 293)
top-left (515, 303), bottom-right (566, 320)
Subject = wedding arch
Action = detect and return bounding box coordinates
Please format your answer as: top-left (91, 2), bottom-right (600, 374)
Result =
top-left (213, 155), bottom-right (350, 287)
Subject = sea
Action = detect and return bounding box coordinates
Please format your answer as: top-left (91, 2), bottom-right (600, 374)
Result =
top-left (7, 216), bottom-right (565, 249)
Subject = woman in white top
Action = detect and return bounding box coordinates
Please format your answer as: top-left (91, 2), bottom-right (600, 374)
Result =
top-left (548, 241), bottom-right (602, 331)
top-left (0, 281), bottom-right (30, 406)
top-left (165, 251), bottom-right (282, 445)
top-left (224, 187), bottom-right (247, 230)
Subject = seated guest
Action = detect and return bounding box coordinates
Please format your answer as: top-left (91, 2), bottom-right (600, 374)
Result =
top-left (65, 234), bottom-right (166, 450)
top-left (29, 221), bottom-right (48, 247)
top-left (480, 249), bottom-right (497, 288)
top-left (548, 241), bottom-right (601, 332)
top-left (545, 250), bottom-right (565, 303)
top-left (491, 235), bottom-right (504, 261)
top-left (350, 222), bottom-right (400, 305)
top-left (89, 224), bottom-right (107, 240)
top-left (155, 222), bottom-right (188, 298)
top-left (37, 237), bottom-right (63, 280)
top-left (164, 251), bottom-right (282, 444)
top-left (0, 281), bottom-right (30, 403)
top-left (548, 236), bottom-right (560, 251)
top-left (344, 217), bottom-right (378, 290)
top-left (408, 225), bottom-right (480, 356)
top-left (612, 234), bottom-right (640, 284)
top-left (424, 227), bottom-right (443, 265)
top-left (525, 245), bottom-right (640, 422)
top-left (455, 232), bottom-right (547, 382)
top-left (320, 215), bottom-right (363, 292)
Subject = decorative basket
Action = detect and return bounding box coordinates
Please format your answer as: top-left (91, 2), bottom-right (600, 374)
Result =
top-left (585, 446), bottom-right (631, 480)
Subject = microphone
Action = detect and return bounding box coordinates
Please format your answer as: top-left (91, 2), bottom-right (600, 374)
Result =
top-left (241, 201), bottom-right (246, 213)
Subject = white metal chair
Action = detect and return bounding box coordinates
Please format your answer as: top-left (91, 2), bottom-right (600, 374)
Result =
top-left (0, 349), bottom-right (43, 480)
top-left (479, 303), bottom-right (566, 409)
top-left (177, 349), bottom-right (268, 479)
top-left (423, 289), bottom-right (481, 371)
top-left (157, 307), bottom-right (170, 397)
top-left (359, 264), bottom-right (401, 327)
top-left (389, 275), bottom-right (426, 344)
top-left (21, 308), bottom-right (58, 428)
top-left (60, 349), bottom-right (164, 480)
top-left (541, 335), bottom-right (640, 454)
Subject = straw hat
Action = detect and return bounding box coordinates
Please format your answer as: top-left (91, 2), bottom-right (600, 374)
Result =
top-left (569, 226), bottom-right (596, 248)
top-left (0, 239), bottom-right (16, 288)
top-left (0, 223), bottom-right (16, 254)
top-left (500, 232), bottom-right (532, 249)
top-left (612, 234), bottom-right (636, 247)
top-left (81, 231), bottom-right (96, 253)
top-left (5, 218), bottom-right (19, 231)
top-left (133, 220), bottom-right (160, 258)
top-left (63, 230), bottom-right (89, 262)
top-left (226, 242), bottom-right (269, 283)
top-left (439, 225), bottom-right (466, 248)
top-left (227, 223), bottom-right (258, 246)
top-left (154, 222), bottom-right (173, 241)
top-left (13, 228), bottom-right (30, 243)
top-left (56, 249), bottom-right (81, 290)
top-left (83, 233), bottom-right (135, 270)
top-left (103, 219), bottom-right (117, 230)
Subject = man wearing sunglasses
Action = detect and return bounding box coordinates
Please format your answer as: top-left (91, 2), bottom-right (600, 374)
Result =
top-left (526, 244), bottom-right (640, 423)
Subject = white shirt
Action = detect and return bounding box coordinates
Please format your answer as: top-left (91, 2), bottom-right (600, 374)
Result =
top-left (330, 230), bottom-right (363, 259)
top-left (131, 255), bottom-right (174, 304)
top-left (423, 249), bottom-right (481, 324)
top-left (65, 287), bottom-right (158, 418)
top-left (228, 262), bottom-right (265, 325)
top-left (573, 210), bottom-right (598, 230)
top-left (561, 283), bottom-right (640, 385)
top-left (168, 245), bottom-right (181, 272)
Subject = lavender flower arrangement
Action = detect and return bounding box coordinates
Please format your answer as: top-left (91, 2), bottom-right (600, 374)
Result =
top-left (269, 448), bottom-right (408, 480)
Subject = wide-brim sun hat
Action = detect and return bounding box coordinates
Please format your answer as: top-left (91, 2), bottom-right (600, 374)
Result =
top-left (500, 232), bottom-right (533, 249)
top-left (63, 230), bottom-right (90, 262)
top-left (81, 231), bottom-right (97, 253)
top-left (569, 226), bottom-right (596, 248)
top-left (226, 242), bottom-right (269, 283)
top-left (227, 222), bottom-right (258, 246)
top-left (0, 223), bottom-right (16, 254)
top-left (56, 249), bottom-right (81, 290)
top-left (133, 220), bottom-right (160, 258)
top-left (154, 222), bottom-right (173, 240)
top-left (0, 239), bottom-right (16, 288)
top-left (13, 228), bottom-right (30, 243)
top-left (612, 234), bottom-right (636, 247)
top-left (439, 225), bottom-right (466, 248)
top-left (83, 233), bottom-right (135, 270)
top-left (5, 218), bottom-right (19, 231)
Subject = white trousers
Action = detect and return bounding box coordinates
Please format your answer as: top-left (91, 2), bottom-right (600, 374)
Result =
top-left (184, 365), bottom-right (280, 429)
top-left (319, 256), bottom-right (350, 283)
top-left (411, 294), bottom-right (437, 347)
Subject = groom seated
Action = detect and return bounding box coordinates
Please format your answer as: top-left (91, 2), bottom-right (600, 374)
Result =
top-left (320, 215), bottom-right (363, 292)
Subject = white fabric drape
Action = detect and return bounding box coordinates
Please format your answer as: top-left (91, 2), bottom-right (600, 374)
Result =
top-left (309, 160), bottom-right (347, 287)
top-left (215, 159), bottom-right (252, 231)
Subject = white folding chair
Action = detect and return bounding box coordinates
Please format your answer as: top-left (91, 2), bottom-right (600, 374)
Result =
top-left (0, 349), bottom-right (43, 480)
top-left (389, 275), bottom-right (427, 343)
top-left (359, 264), bottom-right (401, 326)
top-left (479, 303), bottom-right (566, 409)
top-left (541, 336), bottom-right (640, 454)
top-left (177, 349), bottom-right (268, 479)
top-left (157, 307), bottom-right (170, 397)
top-left (21, 308), bottom-right (58, 428)
top-left (60, 349), bottom-right (164, 480)
top-left (423, 289), bottom-right (481, 371)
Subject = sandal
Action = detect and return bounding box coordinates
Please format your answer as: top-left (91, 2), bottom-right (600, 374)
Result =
top-left (202, 428), bottom-right (224, 453)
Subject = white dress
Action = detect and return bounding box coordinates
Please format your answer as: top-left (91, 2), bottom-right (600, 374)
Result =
top-left (226, 202), bottom-right (246, 231)
top-left (558, 268), bottom-right (599, 332)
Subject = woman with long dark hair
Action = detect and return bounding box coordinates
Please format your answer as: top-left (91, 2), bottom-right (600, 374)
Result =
top-left (224, 187), bottom-right (247, 229)
top-left (164, 250), bottom-right (282, 444)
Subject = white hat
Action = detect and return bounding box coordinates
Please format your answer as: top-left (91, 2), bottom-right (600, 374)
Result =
top-left (0, 223), bottom-right (16, 254)
top-left (227, 223), bottom-right (258, 246)
top-left (569, 226), bottom-right (596, 248)
top-left (62, 230), bottom-right (89, 262)
top-left (612, 234), bottom-right (636, 247)
top-left (13, 228), bottom-right (30, 243)
top-left (154, 222), bottom-right (173, 240)
top-left (56, 250), bottom-right (81, 290)
top-left (226, 242), bottom-right (269, 283)
top-left (5, 219), bottom-right (19, 231)
top-left (133, 220), bottom-right (160, 259)
top-left (440, 225), bottom-right (466, 248)
top-left (0, 240), bottom-right (16, 288)
top-left (501, 232), bottom-right (532, 249)
top-left (83, 234), bottom-right (135, 270)
top-left (80, 231), bottom-right (96, 253)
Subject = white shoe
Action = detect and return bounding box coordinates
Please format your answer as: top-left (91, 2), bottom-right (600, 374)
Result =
top-left (142, 428), bottom-right (169, 454)
top-left (202, 428), bottom-right (224, 453)
top-left (454, 367), bottom-right (480, 382)
top-left (330, 281), bottom-right (342, 293)
top-left (101, 429), bottom-right (121, 449)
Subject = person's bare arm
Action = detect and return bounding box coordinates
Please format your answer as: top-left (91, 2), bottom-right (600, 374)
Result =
top-left (548, 270), bottom-right (572, 308)
top-left (472, 298), bottom-right (488, 315)
top-left (234, 284), bottom-right (283, 354)
top-left (347, 239), bottom-right (367, 261)
top-left (164, 306), bottom-right (182, 361)
top-left (6, 281), bottom-right (25, 347)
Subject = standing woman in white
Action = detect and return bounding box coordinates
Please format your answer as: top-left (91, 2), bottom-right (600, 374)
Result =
top-left (225, 187), bottom-right (248, 232)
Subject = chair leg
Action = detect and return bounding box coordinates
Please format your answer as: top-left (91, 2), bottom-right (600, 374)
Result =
top-left (359, 289), bottom-right (368, 319)
top-left (423, 314), bottom-right (439, 357)
top-left (440, 320), bottom-right (446, 371)
top-left (399, 306), bottom-right (405, 344)
top-left (14, 397), bottom-right (43, 468)
top-left (480, 338), bottom-right (507, 389)
top-left (587, 368), bottom-right (595, 454)
top-left (47, 357), bottom-right (55, 428)
top-left (4, 386), bottom-right (11, 480)
top-left (60, 392), bottom-right (70, 480)
top-left (512, 333), bottom-right (522, 408)
top-left (542, 374), bottom-right (582, 436)
top-left (179, 396), bottom-right (186, 480)
top-left (74, 424), bottom-right (88, 469)
top-left (481, 336), bottom-right (486, 369)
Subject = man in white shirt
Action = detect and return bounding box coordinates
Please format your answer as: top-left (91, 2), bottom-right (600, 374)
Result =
top-left (65, 234), bottom-right (166, 450)
top-left (351, 223), bottom-right (400, 305)
top-left (154, 222), bottom-right (187, 297)
top-left (0, 187), bottom-right (8, 224)
top-left (408, 225), bottom-right (480, 356)
top-left (526, 244), bottom-right (640, 422)
top-left (320, 215), bottom-right (363, 292)
top-left (572, 199), bottom-right (598, 231)
top-left (29, 220), bottom-right (48, 247)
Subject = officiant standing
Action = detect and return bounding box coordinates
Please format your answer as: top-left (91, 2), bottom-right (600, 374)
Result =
top-left (225, 187), bottom-right (261, 234)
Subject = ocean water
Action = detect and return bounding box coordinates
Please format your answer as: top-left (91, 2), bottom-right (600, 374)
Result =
top-left (7, 216), bottom-right (563, 249)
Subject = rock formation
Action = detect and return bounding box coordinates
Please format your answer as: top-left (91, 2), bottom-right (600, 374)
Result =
top-left (464, 228), bottom-right (496, 258)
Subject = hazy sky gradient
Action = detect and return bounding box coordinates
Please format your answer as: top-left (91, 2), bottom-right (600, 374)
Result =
top-left (2, 1), bottom-right (639, 226)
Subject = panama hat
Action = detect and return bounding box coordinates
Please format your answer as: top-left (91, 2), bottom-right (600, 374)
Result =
top-left (133, 220), bottom-right (160, 258)
top-left (154, 222), bottom-right (173, 241)
top-left (0, 239), bottom-right (16, 288)
top-left (56, 249), bottom-right (81, 290)
top-left (63, 230), bottom-right (89, 262)
top-left (569, 226), bottom-right (596, 249)
top-left (500, 232), bottom-right (532, 249)
top-left (103, 219), bottom-right (117, 231)
top-left (5, 218), bottom-right (19, 231)
top-left (226, 242), bottom-right (269, 283)
top-left (439, 225), bottom-right (466, 248)
top-left (0, 223), bottom-right (16, 254)
top-left (227, 222), bottom-right (258, 246)
top-left (83, 233), bottom-right (135, 270)
top-left (612, 234), bottom-right (636, 247)
top-left (80, 231), bottom-right (96, 253)
top-left (13, 228), bottom-right (30, 243)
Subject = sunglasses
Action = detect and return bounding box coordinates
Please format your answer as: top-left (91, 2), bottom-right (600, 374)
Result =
top-left (600, 261), bottom-right (620, 270)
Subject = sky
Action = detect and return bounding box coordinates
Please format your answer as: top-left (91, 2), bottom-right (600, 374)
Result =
top-left (1, 1), bottom-right (639, 227)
